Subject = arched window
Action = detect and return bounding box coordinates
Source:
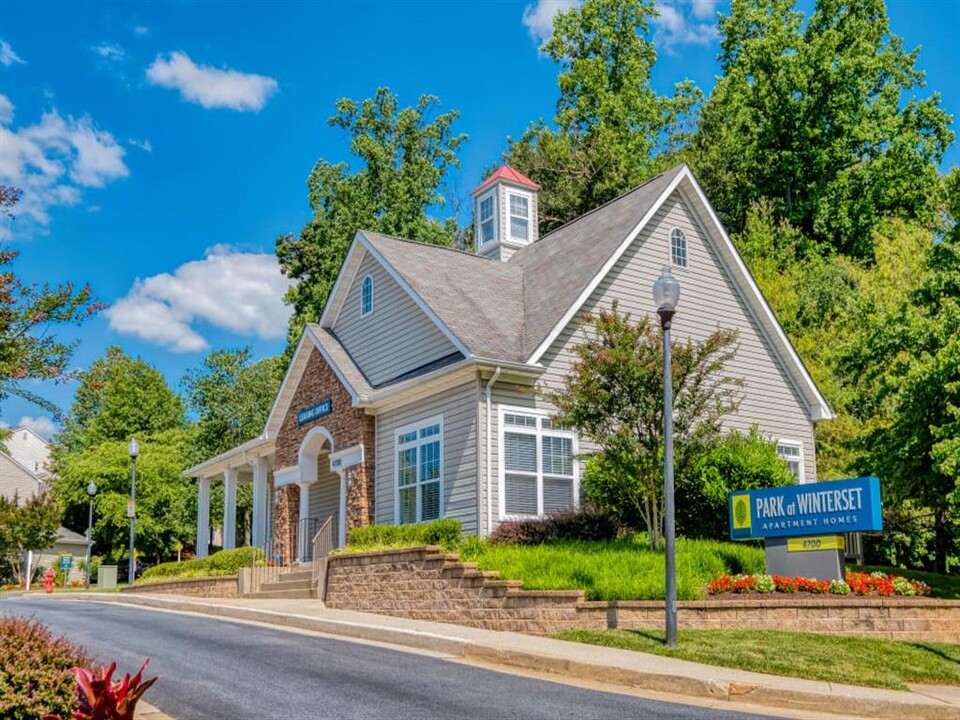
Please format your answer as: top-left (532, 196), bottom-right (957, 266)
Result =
top-left (361, 274), bottom-right (374, 316)
top-left (670, 228), bottom-right (688, 268)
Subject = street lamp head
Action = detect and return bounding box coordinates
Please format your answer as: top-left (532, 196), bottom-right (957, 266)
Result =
top-left (652, 265), bottom-right (681, 313)
top-left (128, 438), bottom-right (139, 459)
top-left (86, 481), bottom-right (97, 497)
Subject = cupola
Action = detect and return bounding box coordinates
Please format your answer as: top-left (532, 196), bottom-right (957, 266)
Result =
top-left (470, 165), bottom-right (540, 261)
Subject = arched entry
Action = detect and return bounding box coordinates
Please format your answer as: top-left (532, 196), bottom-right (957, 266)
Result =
top-left (295, 426), bottom-right (345, 560)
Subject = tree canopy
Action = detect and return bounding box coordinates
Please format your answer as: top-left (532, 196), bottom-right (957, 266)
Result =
top-left (276, 87), bottom-right (466, 356)
top-left (505, 0), bottom-right (700, 232)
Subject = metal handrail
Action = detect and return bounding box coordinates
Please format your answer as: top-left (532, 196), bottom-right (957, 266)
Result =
top-left (311, 513), bottom-right (336, 593)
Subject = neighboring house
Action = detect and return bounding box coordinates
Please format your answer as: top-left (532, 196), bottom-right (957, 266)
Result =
top-left (0, 427), bottom-right (86, 582)
top-left (185, 164), bottom-right (832, 559)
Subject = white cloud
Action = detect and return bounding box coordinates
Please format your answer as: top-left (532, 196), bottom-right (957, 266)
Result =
top-left (14, 416), bottom-right (57, 440)
top-left (0, 94), bottom-right (13, 124)
top-left (0, 100), bottom-right (129, 235)
top-left (146, 51), bottom-right (278, 112)
top-left (106, 245), bottom-right (293, 352)
top-left (0, 39), bottom-right (25, 66)
top-left (133, 26), bottom-right (150, 36)
top-left (522, 0), bottom-right (580, 45)
top-left (92, 43), bottom-right (125, 62)
top-left (128, 137), bottom-right (152, 152)
top-left (654, 1), bottom-right (719, 50)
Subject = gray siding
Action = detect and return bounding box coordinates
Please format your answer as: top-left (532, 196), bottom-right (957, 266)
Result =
top-left (375, 380), bottom-right (480, 534)
top-left (332, 252), bottom-right (457, 387)
top-left (536, 192), bottom-right (818, 484)
top-left (308, 454), bottom-right (339, 524)
top-left (0, 455), bottom-right (44, 504)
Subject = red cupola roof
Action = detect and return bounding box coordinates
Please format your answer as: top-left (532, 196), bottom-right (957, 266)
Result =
top-left (470, 165), bottom-right (540, 196)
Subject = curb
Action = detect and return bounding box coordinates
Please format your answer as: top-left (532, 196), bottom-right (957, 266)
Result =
top-left (32, 593), bottom-right (960, 720)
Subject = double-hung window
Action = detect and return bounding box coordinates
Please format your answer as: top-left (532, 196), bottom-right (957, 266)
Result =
top-left (479, 194), bottom-right (495, 246)
top-left (396, 416), bottom-right (443, 524)
top-left (508, 192), bottom-right (530, 242)
top-left (776, 441), bottom-right (804, 483)
top-left (500, 408), bottom-right (576, 517)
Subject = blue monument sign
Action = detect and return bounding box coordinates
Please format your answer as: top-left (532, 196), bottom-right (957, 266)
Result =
top-left (728, 477), bottom-right (883, 582)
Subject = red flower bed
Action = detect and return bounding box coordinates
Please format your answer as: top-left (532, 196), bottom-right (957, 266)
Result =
top-left (707, 571), bottom-right (931, 597)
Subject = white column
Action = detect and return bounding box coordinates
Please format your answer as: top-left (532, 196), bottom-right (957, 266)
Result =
top-left (223, 468), bottom-right (238, 551)
top-left (196, 477), bottom-right (211, 559)
top-left (252, 456), bottom-right (269, 550)
top-left (337, 471), bottom-right (348, 549)
top-left (298, 481), bottom-right (311, 562)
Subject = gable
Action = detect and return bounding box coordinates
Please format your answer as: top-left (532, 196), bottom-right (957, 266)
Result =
top-left (0, 453), bottom-right (44, 504)
top-left (331, 250), bottom-right (460, 387)
top-left (537, 191), bottom-right (820, 481)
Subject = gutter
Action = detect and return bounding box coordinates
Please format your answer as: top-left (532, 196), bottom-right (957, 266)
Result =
top-left (484, 366), bottom-right (502, 537)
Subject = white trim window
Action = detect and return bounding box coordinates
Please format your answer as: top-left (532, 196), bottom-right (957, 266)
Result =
top-left (777, 441), bottom-right (804, 483)
top-left (670, 228), bottom-right (688, 268)
top-left (361, 274), bottom-right (374, 316)
top-left (479, 193), bottom-right (496, 246)
top-left (499, 407), bottom-right (577, 518)
top-left (395, 415), bottom-right (443, 524)
top-left (508, 191), bottom-right (530, 242)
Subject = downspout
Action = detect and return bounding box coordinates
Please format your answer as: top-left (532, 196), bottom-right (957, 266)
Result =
top-left (484, 367), bottom-right (502, 537)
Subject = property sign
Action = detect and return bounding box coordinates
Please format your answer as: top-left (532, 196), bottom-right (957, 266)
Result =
top-left (59, 555), bottom-right (73, 570)
top-left (297, 399), bottom-right (332, 426)
top-left (729, 476), bottom-right (882, 541)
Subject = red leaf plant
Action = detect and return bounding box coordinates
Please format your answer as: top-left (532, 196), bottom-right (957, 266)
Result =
top-left (43, 659), bottom-right (157, 720)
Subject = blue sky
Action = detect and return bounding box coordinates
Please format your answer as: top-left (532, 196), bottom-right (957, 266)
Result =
top-left (0, 0), bottom-right (957, 439)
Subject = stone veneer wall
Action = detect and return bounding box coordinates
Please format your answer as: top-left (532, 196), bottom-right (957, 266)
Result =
top-left (273, 347), bottom-right (376, 541)
top-left (122, 576), bottom-right (238, 599)
top-left (324, 547), bottom-right (960, 641)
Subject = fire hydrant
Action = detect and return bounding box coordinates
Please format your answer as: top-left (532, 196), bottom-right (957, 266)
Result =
top-left (44, 568), bottom-right (55, 593)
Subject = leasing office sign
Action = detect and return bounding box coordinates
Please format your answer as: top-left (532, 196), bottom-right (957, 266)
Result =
top-left (729, 476), bottom-right (882, 541)
top-left (296, 399), bottom-right (332, 426)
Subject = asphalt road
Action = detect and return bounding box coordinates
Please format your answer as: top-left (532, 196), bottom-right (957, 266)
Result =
top-left (4, 598), bottom-right (783, 720)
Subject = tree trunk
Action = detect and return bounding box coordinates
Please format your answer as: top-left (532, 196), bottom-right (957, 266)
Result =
top-left (934, 506), bottom-right (949, 575)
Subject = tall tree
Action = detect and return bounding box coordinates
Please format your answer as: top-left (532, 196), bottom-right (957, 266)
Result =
top-left (0, 186), bottom-right (102, 416)
top-left (181, 347), bottom-right (281, 465)
top-left (544, 304), bottom-right (741, 549)
top-left (692, 0), bottom-right (953, 259)
top-left (276, 88), bottom-right (466, 356)
top-left (54, 347), bottom-right (185, 456)
top-left (505, 0), bottom-right (701, 232)
top-left (0, 493), bottom-right (60, 584)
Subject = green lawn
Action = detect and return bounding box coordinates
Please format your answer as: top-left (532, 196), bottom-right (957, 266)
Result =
top-left (854, 564), bottom-right (960, 599)
top-left (554, 629), bottom-right (960, 690)
top-left (457, 537), bottom-right (765, 600)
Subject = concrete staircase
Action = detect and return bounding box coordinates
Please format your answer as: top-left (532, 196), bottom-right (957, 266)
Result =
top-left (244, 568), bottom-right (317, 600)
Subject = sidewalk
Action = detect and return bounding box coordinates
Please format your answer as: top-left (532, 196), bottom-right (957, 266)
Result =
top-left (32, 592), bottom-right (960, 720)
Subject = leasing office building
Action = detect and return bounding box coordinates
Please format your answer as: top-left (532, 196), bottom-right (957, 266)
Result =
top-left (184, 164), bottom-right (832, 559)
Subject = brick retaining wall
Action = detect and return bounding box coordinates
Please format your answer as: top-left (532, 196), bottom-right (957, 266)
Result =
top-left (122, 576), bottom-right (238, 599)
top-left (324, 547), bottom-right (960, 641)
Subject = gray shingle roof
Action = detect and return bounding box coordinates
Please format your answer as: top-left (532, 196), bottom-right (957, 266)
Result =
top-left (358, 165), bottom-right (685, 362)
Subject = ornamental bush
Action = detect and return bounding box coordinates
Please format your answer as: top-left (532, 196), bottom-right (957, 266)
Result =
top-left (0, 616), bottom-right (92, 720)
top-left (347, 519), bottom-right (463, 550)
top-left (488, 504), bottom-right (621, 546)
top-left (139, 546), bottom-right (263, 583)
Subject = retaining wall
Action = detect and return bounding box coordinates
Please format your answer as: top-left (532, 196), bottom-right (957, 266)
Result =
top-left (122, 575), bottom-right (238, 599)
top-left (324, 546), bottom-right (960, 641)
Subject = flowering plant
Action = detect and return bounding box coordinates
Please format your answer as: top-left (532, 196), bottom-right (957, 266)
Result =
top-left (42, 659), bottom-right (157, 720)
top-left (707, 571), bottom-right (931, 597)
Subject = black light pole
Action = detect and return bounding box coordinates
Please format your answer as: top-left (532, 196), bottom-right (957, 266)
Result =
top-left (85, 481), bottom-right (97, 590)
top-left (653, 265), bottom-right (680, 647)
top-left (127, 438), bottom-right (139, 583)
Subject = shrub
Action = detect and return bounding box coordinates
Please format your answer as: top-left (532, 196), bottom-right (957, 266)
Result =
top-left (862, 501), bottom-right (942, 571)
top-left (488, 504), bottom-right (621, 545)
top-left (0, 616), bottom-right (92, 720)
top-left (676, 427), bottom-right (796, 540)
top-left (347, 519), bottom-right (462, 550)
top-left (139, 547), bottom-right (263, 583)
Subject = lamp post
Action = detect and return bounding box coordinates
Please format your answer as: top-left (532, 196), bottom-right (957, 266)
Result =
top-left (127, 438), bottom-right (139, 584)
top-left (653, 265), bottom-right (680, 648)
top-left (85, 481), bottom-right (97, 590)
